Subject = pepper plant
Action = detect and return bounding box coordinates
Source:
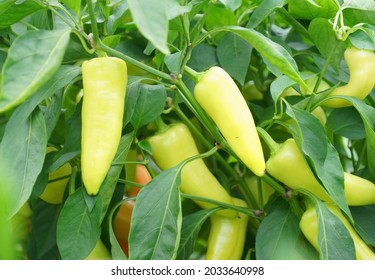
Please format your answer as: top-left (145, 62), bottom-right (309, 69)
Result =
top-left (1, 0), bottom-right (375, 260)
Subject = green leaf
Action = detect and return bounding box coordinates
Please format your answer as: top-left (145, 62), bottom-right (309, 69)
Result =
top-left (217, 33), bottom-right (252, 85)
top-left (176, 208), bottom-right (218, 260)
top-left (220, 26), bottom-right (306, 88)
top-left (124, 83), bottom-right (167, 131)
top-left (350, 205), bottom-right (375, 246)
top-left (128, 165), bottom-right (182, 260)
top-left (316, 201), bottom-right (356, 260)
top-left (61, 0), bottom-right (81, 14)
top-left (256, 199), bottom-right (318, 260)
top-left (126, 0), bottom-right (170, 54)
top-left (219, 0), bottom-right (242, 12)
top-left (28, 200), bottom-right (60, 260)
top-left (97, 133), bottom-right (135, 222)
top-left (165, 51), bottom-right (184, 74)
top-left (247, 0), bottom-right (286, 28)
top-left (0, 0), bottom-right (44, 29)
top-left (343, 0), bottom-right (375, 26)
top-left (308, 18), bottom-right (346, 71)
top-left (205, 4), bottom-right (237, 34)
top-left (288, 0), bottom-right (339, 20)
top-left (326, 107), bottom-right (366, 140)
top-left (165, 0), bottom-right (191, 20)
top-left (108, 201), bottom-right (129, 260)
top-left (107, 1), bottom-right (129, 35)
top-left (285, 103), bottom-right (351, 221)
top-left (0, 108), bottom-right (47, 218)
top-left (187, 43), bottom-right (218, 71)
top-left (0, 29), bottom-right (71, 113)
top-left (56, 188), bottom-right (102, 260)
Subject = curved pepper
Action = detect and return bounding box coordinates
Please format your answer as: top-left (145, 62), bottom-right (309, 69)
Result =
top-left (194, 66), bottom-right (265, 176)
top-left (266, 138), bottom-right (375, 205)
top-left (205, 198), bottom-right (249, 260)
top-left (148, 122), bottom-right (236, 217)
top-left (85, 240), bottom-right (112, 260)
top-left (81, 57), bottom-right (127, 195)
top-left (323, 47), bottom-right (375, 108)
top-left (299, 203), bottom-right (375, 260)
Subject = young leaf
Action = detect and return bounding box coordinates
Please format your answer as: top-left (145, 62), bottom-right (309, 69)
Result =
top-left (176, 208), bottom-right (218, 260)
top-left (126, 0), bottom-right (170, 54)
top-left (0, 29), bottom-right (71, 113)
top-left (315, 201), bottom-right (356, 260)
top-left (56, 188), bottom-right (102, 260)
top-left (128, 165), bottom-right (182, 260)
top-left (0, 108), bottom-right (47, 218)
top-left (256, 199), bottom-right (318, 260)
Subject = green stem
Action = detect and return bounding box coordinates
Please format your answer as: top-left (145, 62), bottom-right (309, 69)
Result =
top-left (276, 8), bottom-right (314, 43)
top-left (257, 127), bottom-right (280, 155)
top-left (154, 116), bottom-right (169, 133)
top-left (68, 166), bottom-right (78, 195)
top-left (86, 0), bottom-right (100, 47)
top-left (117, 179), bottom-right (144, 189)
top-left (183, 66), bottom-right (203, 83)
top-left (180, 193), bottom-right (260, 219)
top-left (261, 173), bottom-right (286, 196)
top-left (289, 196), bottom-right (303, 219)
top-left (173, 103), bottom-right (236, 178)
top-left (99, 43), bottom-right (173, 82)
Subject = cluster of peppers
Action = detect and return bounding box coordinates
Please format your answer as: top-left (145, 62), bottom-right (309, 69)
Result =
top-left (52, 44), bottom-right (375, 260)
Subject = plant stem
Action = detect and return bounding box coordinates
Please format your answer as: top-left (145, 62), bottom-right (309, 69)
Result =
top-left (257, 127), bottom-right (280, 155)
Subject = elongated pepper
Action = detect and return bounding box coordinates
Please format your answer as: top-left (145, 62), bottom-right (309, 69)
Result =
top-left (300, 203), bottom-right (375, 260)
top-left (148, 123), bottom-right (236, 217)
top-left (81, 57), bottom-right (127, 195)
top-left (266, 138), bottom-right (375, 205)
top-left (194, 66), bottom-right (265, 176)
top-left (205, 198), bottom-right (249, 260)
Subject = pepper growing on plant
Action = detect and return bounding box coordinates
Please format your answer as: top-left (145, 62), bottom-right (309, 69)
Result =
top-left (147, 122), bottom-right (236, 217)
top-left (205, 198), bottom-right (249, 260)
top-left (264, 136), bottom-right (375, 205)
top-left (323, 46), bottom-right (375, 108)
top-left (194, 66), bottom-right (266, 177)
top-left (85, 239), bottom-right (112, 260)
top-left (299, 203), bottom-right (375, 260)
top-left (81, 57), bottom-right (127, 195)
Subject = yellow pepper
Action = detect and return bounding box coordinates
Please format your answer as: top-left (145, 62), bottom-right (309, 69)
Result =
top-left (81, 57), bottom-right (127, 195)
top-left (194, 66), bottom-right (265, 176)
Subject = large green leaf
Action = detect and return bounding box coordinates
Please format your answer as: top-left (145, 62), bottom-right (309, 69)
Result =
top-left (350, 205), bottom-right (375, 246)
top-left (316, 201), bottom-right (356, 260)
top-left (128, 165), bottom-right (182, 260)
top-left (0, 29), bottom-right (71, 113)
top-left (247, 0), bottom-right (286, 28)
top-left (285, 103), bottom-right (351, 221)
top-left (288, 0), bottom-right (339, 20)
top-left (0, 108), bottom-right (47, 219)
top-left (256, 199), bottom-right (318, 260)
top-left (219, 26), bottom-right (307, 88)
top-left (176, 208), bottom-right (218, 260)
top-left (56, 188), bottom-right (102, 260)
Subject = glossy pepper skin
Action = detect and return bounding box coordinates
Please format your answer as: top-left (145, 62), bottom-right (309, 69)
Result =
top-left (266, 138), bottom-right (375, 205)
top-left (194, 66), bottom-right (265, 176)
top-left (323, 47), bottom-right (375, 108)
top-left (205, 198), bottom-right (249, 260)
top-left (300, 203), bottom-right (375, 260)
top-left (148, 123), bottom-right (236, 217)
top-left (81, 57), bottom-right (127, 195)
top-left (266, 138), bottom-right (333, 202)
top-left (40, 147), bottom-right (72, 204)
